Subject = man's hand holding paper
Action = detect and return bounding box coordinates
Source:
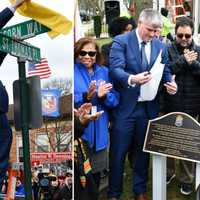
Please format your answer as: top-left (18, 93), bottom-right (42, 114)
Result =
top-left (130, 71), bottom-right (152, 85)
top-left (139, 50), bottom-right (178, 101)
top-left (139, 51), bottom-right (164, 101)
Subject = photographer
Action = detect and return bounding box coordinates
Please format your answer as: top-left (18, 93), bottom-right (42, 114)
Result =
top-left (38, 173), bottom-right (58, 200)
top-left (53, 171), bottom-right (72, 200)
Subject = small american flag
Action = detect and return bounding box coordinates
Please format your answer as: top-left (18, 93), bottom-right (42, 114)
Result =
top-left (28, 58), bottom-right (51, 79)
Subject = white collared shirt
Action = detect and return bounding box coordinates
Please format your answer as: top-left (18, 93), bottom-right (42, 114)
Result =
top-left (135, 29), bottom-right (151, 64)
top-left (128, 29), bottom-right (151, 86)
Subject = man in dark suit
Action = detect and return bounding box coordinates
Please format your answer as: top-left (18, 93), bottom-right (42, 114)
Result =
top-left (0, 0), bottom-right (26, 191)
top-left (108, 9), bottom-right (177, 200)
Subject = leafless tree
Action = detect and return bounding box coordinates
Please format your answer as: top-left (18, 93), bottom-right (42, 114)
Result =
top-left (42, 77), bottom-right (72, 95)
top-left (30, 119), bottom-right (72, 152)
top-left (30, 78), bottom-right (72, 152)
top-left (78, 0), bottom-right (105, 20)
top-left (78, 0), bottom-right (153, 21)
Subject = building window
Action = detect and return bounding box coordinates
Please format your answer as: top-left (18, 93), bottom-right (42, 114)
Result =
top-left (37, 145), bottom-right (49, 152)
top-left (19, 147), bottom-right (23, 162)
top-left (37, 134), bottom-right (50, 152)
top-left (57, 132), bottom-right (71, 152)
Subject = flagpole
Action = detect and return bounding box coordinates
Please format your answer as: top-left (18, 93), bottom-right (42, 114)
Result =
top-left (74, 0), bottom-right (84, 42)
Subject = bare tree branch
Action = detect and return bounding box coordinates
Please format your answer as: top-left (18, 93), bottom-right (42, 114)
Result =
top-left (42, 78), bottom-right (72, 95)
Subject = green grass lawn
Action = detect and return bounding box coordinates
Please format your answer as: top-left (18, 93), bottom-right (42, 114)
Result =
top-left (96, 38), bottom-right (112, 48)
top-left (99, 157), bottom-right (196, 200)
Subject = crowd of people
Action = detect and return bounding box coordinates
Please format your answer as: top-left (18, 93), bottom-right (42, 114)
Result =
top-left (33, 168), bottom-right (72, 200)
top-left (0, 167), bottom-right (72, 200)
top-left (74, 6), bottom-right (200, 200)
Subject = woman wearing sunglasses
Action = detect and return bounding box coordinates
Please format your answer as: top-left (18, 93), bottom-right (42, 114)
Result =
top-left (74, 37), bottom-right (119, 197)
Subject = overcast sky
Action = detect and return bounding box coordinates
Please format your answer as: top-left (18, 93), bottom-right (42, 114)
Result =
top-left (0, 0), bottom-right (74, 103)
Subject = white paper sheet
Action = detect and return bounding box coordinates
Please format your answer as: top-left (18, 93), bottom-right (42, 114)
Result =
top-left (138, 50), bottom-right (164, 101)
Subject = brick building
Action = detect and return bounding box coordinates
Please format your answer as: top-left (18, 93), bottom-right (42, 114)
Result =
top-left (7, 94), bottom-right (72, 165)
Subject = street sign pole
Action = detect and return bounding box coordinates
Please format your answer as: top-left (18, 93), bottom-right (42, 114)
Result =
top-left (0, 33), bottom-right (41, 62)
top-left (0, 19), bottom-right (50, 40)
top-left (18, 57), bottom-right (32, 200)
top-left (0, 19), bottom-right (50, 199)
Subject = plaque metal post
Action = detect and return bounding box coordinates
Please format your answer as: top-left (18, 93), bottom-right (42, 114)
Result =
top-left (144, 112), bottom-right (200, 200)
top-left (152, 154), bottom-right (166, 200)
top-left (196, 163), bottom-right (200, 200)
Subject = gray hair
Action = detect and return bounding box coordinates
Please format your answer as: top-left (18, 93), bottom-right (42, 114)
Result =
top-left (139, 8), bottom-right (163, 28)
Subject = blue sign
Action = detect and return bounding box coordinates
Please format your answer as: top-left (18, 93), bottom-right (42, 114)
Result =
top-left (41, 89), bottom-right (61, 117)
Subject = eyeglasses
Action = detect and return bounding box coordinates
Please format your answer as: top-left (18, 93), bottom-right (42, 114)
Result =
top-left (79, 50), bottom-right (97, 57)
top-left (177, 33), bottom-right (192, 39)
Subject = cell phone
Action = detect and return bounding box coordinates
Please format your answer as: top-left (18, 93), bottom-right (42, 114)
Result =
top-left (91, 106), bottom-right (97, 115)
top-left (98, 110), bottom-right (104, 115)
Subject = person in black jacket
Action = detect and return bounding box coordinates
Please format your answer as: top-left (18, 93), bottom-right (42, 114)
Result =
top-left (163, 16), bottom-right (200, 195)
top-left (74, 103), bottom-right (103, 200)
top-left (53, 172), bottom-right (72, 200)
top-left (0, 0), bottom-right (26, 191)
top-left (101, 16), bottom-right (134, 67)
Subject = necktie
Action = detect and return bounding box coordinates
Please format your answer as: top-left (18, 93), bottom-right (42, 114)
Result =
top-left (141, 41), bottom-right (148, 71)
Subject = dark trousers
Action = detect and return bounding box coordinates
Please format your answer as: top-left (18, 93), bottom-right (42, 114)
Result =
top-left (0, 128), bottom-right (12, 191)
top-left (167, 114), bottom-right (197, 185)
top-left (108, 103), bottom-right (150, 198)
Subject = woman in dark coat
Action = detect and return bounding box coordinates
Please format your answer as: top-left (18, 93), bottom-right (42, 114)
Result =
top-left (74, 103), bottom-right (103, 200)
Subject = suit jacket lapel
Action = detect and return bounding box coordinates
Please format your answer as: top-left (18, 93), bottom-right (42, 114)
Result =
top-left (129, 31), bottom-right (141, 73)
top-left (149, 39), bottom-right (159, 70)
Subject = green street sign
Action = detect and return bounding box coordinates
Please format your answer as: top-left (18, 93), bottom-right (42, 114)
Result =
top-left (0, 20), bottom-right (50, 40)
top-left (0, 33), bottom-right (41, 62)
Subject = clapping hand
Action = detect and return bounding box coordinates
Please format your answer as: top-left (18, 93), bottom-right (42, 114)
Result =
top-left (74, 103), bottom-right (103, 125)
top-left (87, 81), bottom-right (96, 101)
top-left (184, 49), bottom-right (198, 64)
top-left (97, 80), bottom-right (112, 98)
top-left (74, 103), bottom-right (92, 118)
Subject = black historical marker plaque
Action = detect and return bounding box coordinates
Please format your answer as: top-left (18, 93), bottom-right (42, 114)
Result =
top-left (143, 112), bottom-right (200, 162)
